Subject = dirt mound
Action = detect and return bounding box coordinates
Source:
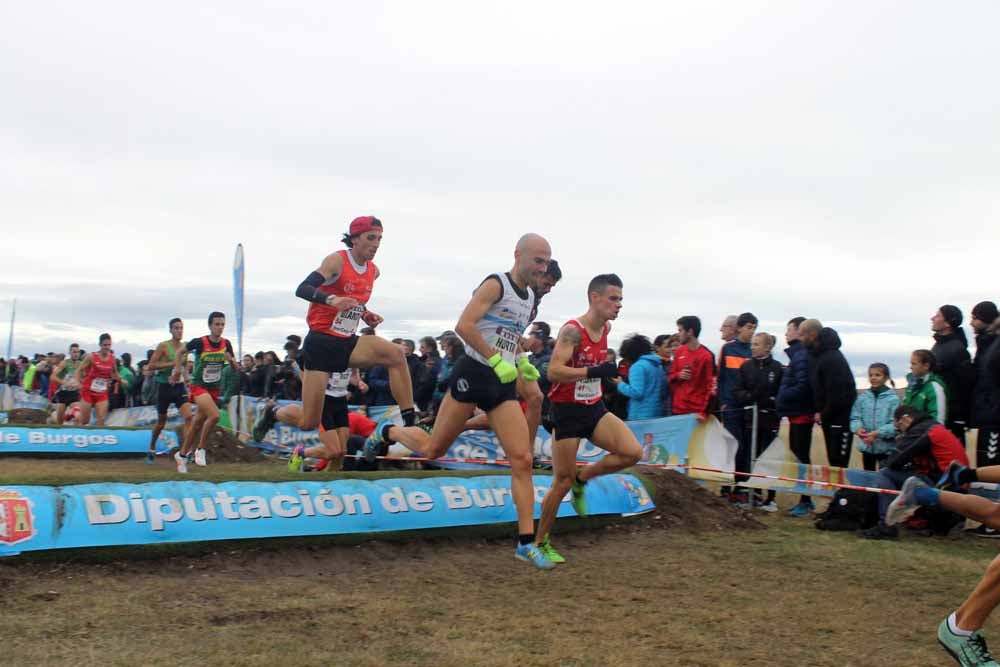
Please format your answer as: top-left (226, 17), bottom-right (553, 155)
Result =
top-left (625, 467), bottom-right (765, 533)
top-left (170, 426), bottom-right (265, 463)
top-left (5, 408), bottom-right (49, 424)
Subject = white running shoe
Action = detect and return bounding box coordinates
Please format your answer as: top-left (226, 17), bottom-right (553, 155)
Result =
top-left (194, 449), bottom-right (207, 467)
top-left (174, 452), bottom-right (188, 474)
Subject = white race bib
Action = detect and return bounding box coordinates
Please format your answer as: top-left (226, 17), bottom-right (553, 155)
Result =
top-left (90, 377), bottom-right (109, 393)
top-left (492, 328), bottom-right (521, 364)
top-left (574, 378), bottom-right (602, 402)
top-left (326, 371), bottom-right (351, 398)
top-left (202, 364), bottom-right (222, 384)
top-left (331, 305), bottom-right (364, 337)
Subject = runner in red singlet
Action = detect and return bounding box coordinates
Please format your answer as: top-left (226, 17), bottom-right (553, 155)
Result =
top-left (534, 274), bottom-right (642, 564)
top-left (251, 216), bottom-right (417, 444)
top-left (72, 333), bottom-right (127, 426)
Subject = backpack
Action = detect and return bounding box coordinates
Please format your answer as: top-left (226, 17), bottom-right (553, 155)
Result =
top-left (814, 489), bottom-right (878, 531)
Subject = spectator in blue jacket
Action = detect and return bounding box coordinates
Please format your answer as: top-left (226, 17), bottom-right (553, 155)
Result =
top-left (776, 316), bottom-right (817, 517)
top-left (850, 362), bottom-right (900, 471)
top-left (614, 334), bottom-right (666, 421)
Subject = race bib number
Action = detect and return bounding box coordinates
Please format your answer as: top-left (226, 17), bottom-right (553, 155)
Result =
top-left (331, 305), bottom-right (364, 337)
top-left (326, 371), bottom-right (351, 397)
top-left (90, 377), bottom-right (109, 393)
top-left (492, 328), bottom-right (521, 364)
top-left (574, 378), bottom-right (602, 402)
top-left (202, 363), bottom-right (222, 384)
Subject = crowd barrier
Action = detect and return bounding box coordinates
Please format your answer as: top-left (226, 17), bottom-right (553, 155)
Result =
top-left (0, 473), bottom-right (655, 556)
top-left (0, 385), bottom-right (50, 412)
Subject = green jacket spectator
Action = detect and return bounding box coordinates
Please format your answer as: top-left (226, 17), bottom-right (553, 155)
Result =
top-left (904, 371), bottom-right (949, 424)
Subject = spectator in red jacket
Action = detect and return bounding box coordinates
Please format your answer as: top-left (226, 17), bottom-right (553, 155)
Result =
top-left (861, 405), bottom-right (969, 540)
top-left (669, 316), bottom-right (715, 421)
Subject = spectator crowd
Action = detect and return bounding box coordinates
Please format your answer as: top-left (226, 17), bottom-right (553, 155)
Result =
top-left (5, 299), bottom-right (1000, 541)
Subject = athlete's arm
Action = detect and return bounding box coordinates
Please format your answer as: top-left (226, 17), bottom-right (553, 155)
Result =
top-left (147, 343), bottom-right (173, 371)
top-left (225, 340), bottom-right (239, 370)
top-left (546, 325), bottom-right (590, 384)
top-left (454, 278), bottom-right (506, 361)
top-left (72, 354), bottom-right (92, 384)
top-left (295, 252), bottom-right (358, 311)
top-left (50, 360), bottom-right (67, 387)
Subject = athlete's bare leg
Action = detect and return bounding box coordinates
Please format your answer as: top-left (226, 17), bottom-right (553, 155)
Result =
top-left (348, 336), bottom-right (414, 412)
top-left (181, 411), bottom-right (204, 457)
top-left (291, 370), bottom-right (329, 432)
top-left (304, 425), bottom-right (346, 460)
top-left (535, 436), bottom-right (581, 544)
top-left (967, 465), bottom-right (1000, 485)
top-left (397, 392), bottom-right (475, 459)
top-left (956, 555), bottom-right (1000, 631)
top-left (192, 394), bottom-right (220, 451)
top-left (55, 402), bottom-right (68, 424)
top-left (518, 375), bottom-right (544, 448)
top-left (93, 400), bottom-right (110, 427)
top-left (487, 400), bottom-right (537, 536)
top-left (577, 413), bottom-right (642, 483)
top-left (149, 403), bottom-right (192, 453)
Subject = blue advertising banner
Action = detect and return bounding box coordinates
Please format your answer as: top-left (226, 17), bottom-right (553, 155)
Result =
top-left (0, 426), bottom-right (178, 455)
top-left (0, 473), bottom-right (654, 556)
top-left (0, 385), bottom-right (50, 412)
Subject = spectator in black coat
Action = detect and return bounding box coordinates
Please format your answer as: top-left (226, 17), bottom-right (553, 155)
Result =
top-left (931, 304), bottom-right (975, 442)
top-left (800, 319), bottom-right (856, 469)
top-left (733, 332), bottom-right (784, 510)
top-left (416, 336), bottom-right (441, 411)
top-left (970, 301), bottom-right (1000, 468)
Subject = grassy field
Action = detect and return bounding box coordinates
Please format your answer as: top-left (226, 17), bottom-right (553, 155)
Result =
top-left (1, 455), bottom-right (998, 666)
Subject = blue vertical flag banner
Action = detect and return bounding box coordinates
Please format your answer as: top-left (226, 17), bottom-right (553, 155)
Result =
top-left (5, 298), bottom-right (14, 360)
top-left (233, 244), bottom-right (245, 360)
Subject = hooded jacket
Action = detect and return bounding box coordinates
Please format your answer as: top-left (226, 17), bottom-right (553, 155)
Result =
top-left (849, 385), bottom-right (900, 455)
top-left (903, 371), bottom-right (949, 425)
top-left (616, 353), bottom-right (666, 421)
top-left (931, 329), bottom-right (974, 427)
top-left (807, 328), bottom-right (856, 422)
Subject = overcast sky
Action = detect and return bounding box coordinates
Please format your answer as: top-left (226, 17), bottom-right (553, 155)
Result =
top-left (2, 2), bottom-right (998, 384)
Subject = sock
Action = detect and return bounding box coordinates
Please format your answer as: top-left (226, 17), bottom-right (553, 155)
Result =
top-left (518, 534), bottom-right (534, 546)
top-left (959, 467), bottom-right (978, 486)
top-left (400, 407), bottom-right (416, 427)
top-left (380, 424), bottom-right (394, 444)
top-left (948, 612), bottom-right (974, 637)
top-left (575, 473), bottom-right (587, 486)
top-left (915, 487), bottom-right (941, 507)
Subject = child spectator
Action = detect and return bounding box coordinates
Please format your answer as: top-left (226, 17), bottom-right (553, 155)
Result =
top-left (850, 362), bottom-right (900, 471)
top-left (904, 349), bottom-right (949, 424)
top-left (733, 332), bottom-right (783, 511)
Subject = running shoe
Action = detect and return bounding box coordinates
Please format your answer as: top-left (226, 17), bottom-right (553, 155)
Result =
top-left (174, 451), bottom-right (188, 474)
top-left (537, 537), bottom-right (566, 564)
top-left (757, 500), bottom-right (779, 513)
top-left (938, 618), bottom-right (1000, 666)
top-left (251, 402), bottom-right (277, 442)
top-left (787, 501), bottom-right (815, 518)
top-left (194, 448), bottom-right (207, 467)
top-left (886, 476), bottom-right (927, 526)
top-left (363, 418), bottom-right (395, 464)
top-left (145, 451), bottom-right (155, 465)
top-left (972, 526), bottom-right (1000, 539)
top-left (514, 543), bottom-right (555, 570)
top-left (571, 478), bottom-right (588, 517)
top-left (938, 461), bottom-right (972, 491)
top-left (287, 444), bottom-right (305, 473)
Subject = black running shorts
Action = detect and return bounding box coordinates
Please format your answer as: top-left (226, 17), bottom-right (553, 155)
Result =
top-left (321, 396), bottom-right (350, 431)
top-left (53, 389), bottom-right (80, 405)
top-left (157, 382), bottom-right (189, 416)
top-left (448, 355), bottom-right (517, 412)
top-left (302, 330), bottom-right (359, 373)
top-left (551, 401), bottom-right (609, 441)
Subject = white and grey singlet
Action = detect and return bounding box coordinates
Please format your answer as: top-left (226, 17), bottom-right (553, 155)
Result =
top-left (463, 272), bottom-right (535, 367)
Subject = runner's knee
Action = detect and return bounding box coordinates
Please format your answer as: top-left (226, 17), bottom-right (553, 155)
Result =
top-left (507, 449), bottom-right (534, 471)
